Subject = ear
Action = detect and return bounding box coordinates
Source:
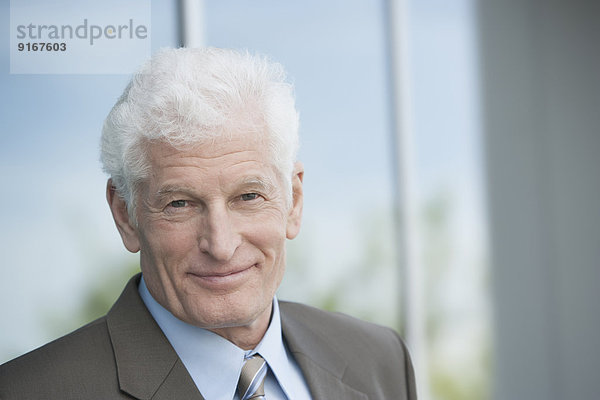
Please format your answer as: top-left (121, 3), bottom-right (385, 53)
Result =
top-left (106, 179), bottom-right (140, 253)
top-left (286, 162), bottom-right (304, 240)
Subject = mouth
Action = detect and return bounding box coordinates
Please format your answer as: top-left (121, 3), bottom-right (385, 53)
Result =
top-left (187, 264), bottom-right (257, 288)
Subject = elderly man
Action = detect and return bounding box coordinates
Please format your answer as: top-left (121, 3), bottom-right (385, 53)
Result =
top-left (0, 48), bottom-right (416, 399)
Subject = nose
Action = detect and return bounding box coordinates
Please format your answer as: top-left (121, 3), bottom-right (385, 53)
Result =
top-left (198, 203), bottom-right (241, 262)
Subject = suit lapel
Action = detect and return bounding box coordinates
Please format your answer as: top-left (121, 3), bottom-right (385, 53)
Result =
top-left (280, 302), bottom-right (368, 400)
top-left (151, 359), bottom-right (205, 400)
top-left (292, 352), bottom-right (369, 400)
top-left (106, 274), bottom-right (204, 400)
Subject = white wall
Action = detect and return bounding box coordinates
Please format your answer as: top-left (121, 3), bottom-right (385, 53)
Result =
top-left (478, 1), bottom-right (600, 398)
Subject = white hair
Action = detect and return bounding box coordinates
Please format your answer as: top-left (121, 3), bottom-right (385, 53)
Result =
top-left (100, 47), bottom-right (299, 222)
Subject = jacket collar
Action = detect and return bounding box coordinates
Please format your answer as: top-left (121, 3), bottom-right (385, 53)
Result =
top-left (280, 301), bottom-right (368, 400)
top-left (106, 274), bottom-right (204, 400)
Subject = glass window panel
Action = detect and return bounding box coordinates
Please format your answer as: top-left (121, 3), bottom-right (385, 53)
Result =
top-left (0, 0), bottom-right (179, 363)
top-left (406, 0), bottom-right (492, 399)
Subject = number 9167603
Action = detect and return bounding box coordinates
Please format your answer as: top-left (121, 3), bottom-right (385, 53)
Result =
top-left (18, 42), bottom-right (66, 51)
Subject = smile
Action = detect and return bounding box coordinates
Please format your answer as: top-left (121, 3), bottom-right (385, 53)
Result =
top-left (187, 264), bottom-right (257, 288)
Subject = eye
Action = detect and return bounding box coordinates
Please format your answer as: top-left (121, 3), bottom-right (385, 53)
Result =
top-left (169, 200), bottom-right (188, 208)
top-left (241, 193), bottom-right (260, 201)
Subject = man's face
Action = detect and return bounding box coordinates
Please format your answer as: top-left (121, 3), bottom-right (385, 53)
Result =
top-left (110, 130), bottom-right (303, 339)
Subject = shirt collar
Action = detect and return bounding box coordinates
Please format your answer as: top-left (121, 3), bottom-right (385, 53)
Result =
top-left (138, 276), bottom-right (298, 400)
top-left (247, 297), bottom-right (298, 399)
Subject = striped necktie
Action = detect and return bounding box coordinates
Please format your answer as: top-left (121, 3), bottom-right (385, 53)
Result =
top-left (237, 354), bottom-right (267, 400)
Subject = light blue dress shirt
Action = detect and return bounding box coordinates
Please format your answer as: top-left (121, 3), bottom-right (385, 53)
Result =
top-left (139, 277), bottom-right (312, 400)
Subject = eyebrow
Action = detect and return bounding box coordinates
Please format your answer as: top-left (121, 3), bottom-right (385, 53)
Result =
top-left (153, 175), bottom-right (278, 200)
top-left (237, 175), bottom-right (277, 193)
top-left (154, 185), bottom-right (197, 201)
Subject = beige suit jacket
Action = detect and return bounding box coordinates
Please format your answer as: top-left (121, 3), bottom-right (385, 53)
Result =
top-left (0, 275), bottom-right (416, 399)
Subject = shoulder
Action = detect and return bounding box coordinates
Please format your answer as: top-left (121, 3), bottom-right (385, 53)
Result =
top-left (279, 301), bottom-right (414, 371)
top-left (279, 301), bottom-right (417, 399)
top-left (0, 316), bottom-right (122, 399)
top-left (280, 300), bottom-right (406, 348)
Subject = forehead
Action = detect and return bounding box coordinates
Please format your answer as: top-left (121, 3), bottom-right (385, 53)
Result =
top-left (142, 132), bottom-right (277, 185)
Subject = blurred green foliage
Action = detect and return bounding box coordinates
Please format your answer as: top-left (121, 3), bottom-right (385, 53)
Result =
top-left (422, 192), bottom-right (491, 400)
top-left (78, 261), bottom-right (141, 323)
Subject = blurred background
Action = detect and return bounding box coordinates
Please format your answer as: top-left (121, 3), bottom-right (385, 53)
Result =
top-left (1, 1), bottom-right (599, 399)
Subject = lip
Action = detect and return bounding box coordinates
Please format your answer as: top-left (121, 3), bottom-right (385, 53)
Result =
top-left (187, 264), bottom-right (256, 289)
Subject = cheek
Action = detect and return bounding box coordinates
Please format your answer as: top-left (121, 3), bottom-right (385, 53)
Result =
top-left (257, 227), bottom-right (288, 278)
top-left (250, 217), bottom-right (287, 254)
top-left (139, 222), bottom-right (199, 269)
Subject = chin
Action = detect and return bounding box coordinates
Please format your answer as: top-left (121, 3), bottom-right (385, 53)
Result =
top-left (184, 298), bottom-right (269, 329)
